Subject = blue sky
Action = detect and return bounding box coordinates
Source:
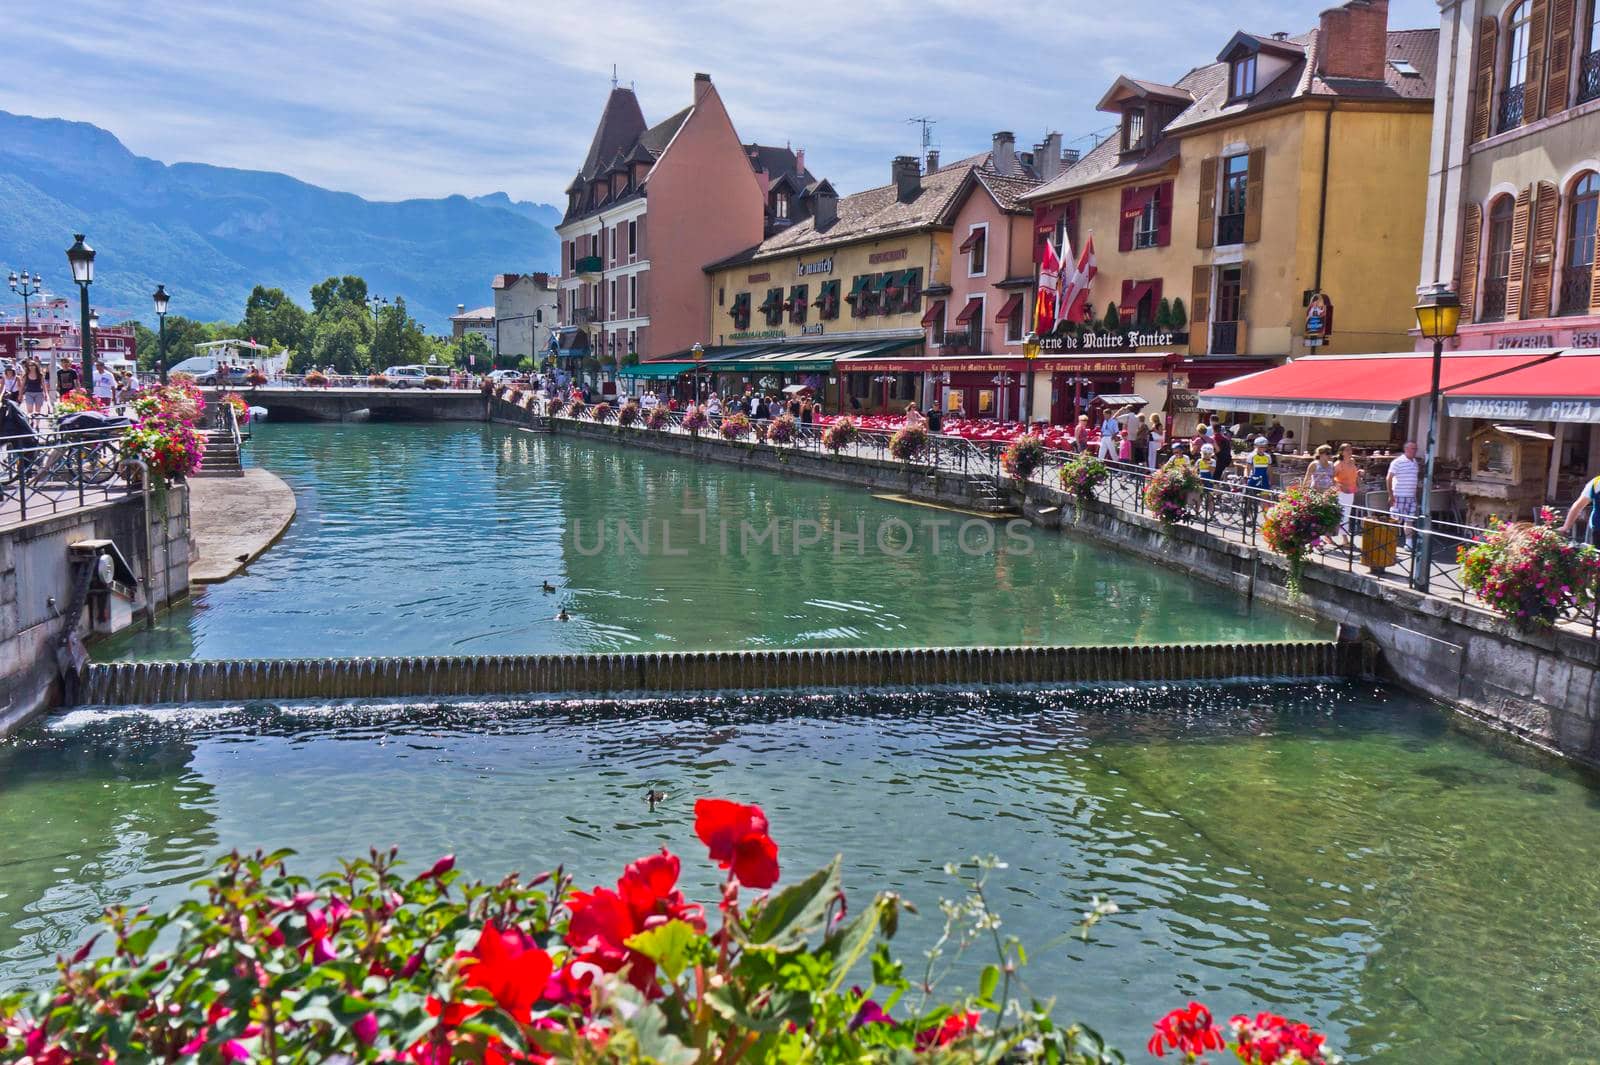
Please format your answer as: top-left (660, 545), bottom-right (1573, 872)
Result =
top-left (5, 0), bottom-right (1441, 206)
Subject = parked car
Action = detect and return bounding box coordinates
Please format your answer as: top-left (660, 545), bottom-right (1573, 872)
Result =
top-left (487, 370), bottom-right (526, 385)
top-left (167, 356), bottom-right (249, 385)
top-left (383, 366), bottom-right (430, 388)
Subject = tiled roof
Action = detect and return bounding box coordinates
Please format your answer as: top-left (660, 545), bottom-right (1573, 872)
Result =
top-left (452, 306), bottom-right (495, 321)
top-left (578, 89), bottom-right (646, 182)
top-left (1024, 24), bottom-right (1437, 202)
top-left (746, 143), bottom-right (817, 192)
top-left (973, 168), bottom-right (1043, 213)
top-left (563, 98), bottom-right (693, 224)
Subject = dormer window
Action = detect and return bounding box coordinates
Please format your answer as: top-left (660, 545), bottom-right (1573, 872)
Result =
top-left (1230, 54), bottom-right (1257, 99)
top-left (774, 194), bottom-right (789, 220)
top-left (1122, 108), bottom-right (1146, 152)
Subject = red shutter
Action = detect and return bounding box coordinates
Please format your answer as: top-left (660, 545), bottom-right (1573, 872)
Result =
top-left (1119, 187), bottom-right (1136, 251)
top-left (1120, 279), bottom-right (1134, 312)
top-left (1148, 278), bottom-right (1164, 313)
top-left (1032, 204), bottom-right (1063, 258)
top-left (1156, 181), bottom-right (1174, 247)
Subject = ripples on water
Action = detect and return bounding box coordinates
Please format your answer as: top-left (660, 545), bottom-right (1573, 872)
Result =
top-left (5, 683), bottom-right (1600, 1062)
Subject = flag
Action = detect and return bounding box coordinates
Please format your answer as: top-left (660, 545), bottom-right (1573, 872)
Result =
top-left (1051, 229), bottom-right (1075, 330)
top-left (1062, 236), bottom-right (1098, 324)
top-left (1034, 238), bottom-right (1061, 332)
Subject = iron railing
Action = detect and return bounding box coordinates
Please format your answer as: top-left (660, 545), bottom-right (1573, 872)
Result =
top-left (1498, 84), bottom-right (1526, 132)
top-left (935, 329), bottom-right (993, 356)
top-left (1580, 51), bottom-right (1600, 104)
top-left (1211, 321), bottom-right (1240, 355)
top-left (0, 429), bottom-right (135, 524)
top-left (1480, 276), bottom-right (1509, 322)
top-left (1559, 263), bottom-right (1595, 315)
top-left (1216, 213), bottom-right (1245, 246)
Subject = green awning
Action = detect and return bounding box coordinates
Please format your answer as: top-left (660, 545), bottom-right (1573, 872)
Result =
top-left (870, 273), bottom-right (894, 292)
top-left (847, 276), bottom-right (871, 297)
top-left (701, 336), bottom-right (924, 373)
top-left (619, 361), bottom-right (697, 379)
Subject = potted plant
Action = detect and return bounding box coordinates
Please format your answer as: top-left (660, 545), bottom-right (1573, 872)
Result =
top-left (720, 411), bottom-right (752, 440)
top-left (423, 376), bottom-right (448, 390)
top-left (617, 400), bottom-right (641, 427)
top-left (1059, 452), bottom-right (1109, 502)
top-left (644, 404), bottom-right (669, 430)
top-left (1261, 485), bottom-right (1344, 594)
top-left (1001, 433), bottom-right (1046, 485)
top-left (1459, 508), bottom-right (1600, 627)
top-left (766, 413), bottom-right (797, 446)
top-left (589, 402), bottom-right (612, 423)
top-left (821, 416), bottom-right (858, 454)
top-left (245, 368), bottom-right (267, 388)
top-left (888, 423), bottom-right (928, 462)
top-left (682, 408), bottom-right (709, 436)
top-left (304, 369), bottom-right (328, 388)
top-left (368, 373), bottom-right (389, 387)
top-left (1143, 461), bottom-right (1202, 529)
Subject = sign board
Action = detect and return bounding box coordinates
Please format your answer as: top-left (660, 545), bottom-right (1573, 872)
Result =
top-left (868, 248), bottom-right (909, 265)
top-left (1168, 388), bottom-right (1199, 414)
top-left (798, 257), bottom-right (834, 276)
top-left (1040, 330), bottom-right (1179, 353)
top-left (800, 323), bottom-right (825, 336)
top-left (1446, 396), bottom-right (1600, 423)
top-left (729, 329), bottom-right (785, 342)
top-left (1304, 292), bottom-right (1334, 340)
top-left (747, 272), bottom-right (771, 284)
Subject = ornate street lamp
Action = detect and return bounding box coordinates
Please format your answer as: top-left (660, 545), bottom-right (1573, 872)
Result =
top-left (65, 234), bottom-right (95, 389)
top-left (8, 269), bottom-right (44, 367)
top-left (1410, 285), bottom-right (1461, 593)
top-left (153, 284), bottom-right (170, 384)
top-left (1023, 331), bottom-right (1040, 429)
top-left (691, 341), bottom-right (704, 402)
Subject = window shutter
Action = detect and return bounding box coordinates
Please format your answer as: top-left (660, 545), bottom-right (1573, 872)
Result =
top-left (1527, 180), bottom-right (1560, 316)
top-left (1235, 262), bottom-right (1251, 354)
top-left (1504, 184), bottom-right (1534, 321)
top-left (1458, 202), bottom-right (1483, 321)
top-left (1525, 0), bottom-right (1550, 124)
top-left (1190, 266), bottom-right (1211, 356)
top-left (1471, 17), bottom-right (1499, 142)
top-left (1120, 279), bottom-right (1134, 311)
top-left (1148, 278), bottom-right (1164, 314)
top-left (1119, 187), bottom-right (1136, 252)
top-left (1065, 199), bottom-right (1080, 249)
top-left (1545, 0), bottom-right (1575, 117)
top-left (1592, 200), bottom-right (1600, 314)
top-left (1156, 181), bottom-right (1174, 246)
top-left (1243, 148), bottom-right (1266, 244)
top-left (1197, 158), bottom-right (1217, 249)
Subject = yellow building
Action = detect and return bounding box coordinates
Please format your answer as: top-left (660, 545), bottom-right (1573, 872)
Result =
top-left (1021, 0), bottom-right (1437, 436)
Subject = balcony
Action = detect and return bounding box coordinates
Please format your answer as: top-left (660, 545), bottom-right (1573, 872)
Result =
top-left (1498, 84), bottom-right (1525, 133)
top-left (1559, 264), bottom-right (1594, 316)
top-left (1210, 321), bottom-right (1239, 355)
top-left (1216, 213), bottom-right (1245, 246)
top-left (572, 306), bottom-right (599, 325)
top-left (1582, 51), bottom-right (1600, 105)
top-left (574, 255), bottom-right (604, 275)
top-left (1480, 277), bottom-right (1509, 323)
top-left (937, 328), bottom-right (991, 356)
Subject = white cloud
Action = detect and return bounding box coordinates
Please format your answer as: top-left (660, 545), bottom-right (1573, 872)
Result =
top-left (1, 0), bottom-right (1441, 203)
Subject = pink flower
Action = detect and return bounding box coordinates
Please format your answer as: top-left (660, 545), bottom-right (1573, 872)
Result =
top-left (352, 1012), bottom-right (379, 1045)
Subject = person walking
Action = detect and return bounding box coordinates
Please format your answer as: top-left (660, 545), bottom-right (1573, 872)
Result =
top-left (1386, 441), bottom-right (1421, 546)
top-left (1073, 414), bottom-right (1091, 453)
top-left (1097, 408), bottom-right (1120, 461)
top-left (1197, 442), bottom-right (1219, 483)
top-left (21, 359), bottom-right (48, 415)
top-left (1117, 431), bottom-right (1133, 463)
top-left (1302, 444), bottom-right (1337, 491)
top-left (1, 364), bottom-right (20, 405)
top-left (92, 360), bottom-right (116, 407)
top-left (1146, 414), bottom-right (1165, 469)
top-left (1560, 470), bottom-right (1600, 545)
top-left (1333, 443), bottom-right (1361, 547)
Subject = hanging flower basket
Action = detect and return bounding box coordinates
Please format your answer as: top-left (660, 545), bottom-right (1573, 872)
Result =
top-left (589, 402), bottom-right (612, 423)
top-left (888, 424), bottom-right (928, 462)
top-left (644, 405), bottom-right (669, 430)
top-left (1261, 485), bottom-right (1344, 595)
top-left (245, 368), bottom-right (268, 387)
top-left (720, 412), bottom-right (752, 440)
top-left (1143, 462), bottom-right (1202, 529)
top-left (303, 370), bottom-right (328, 387)
top-left (1002, 434), bottom-right (1047, 484)
top-left (368, 373), bottom-right (390, 387)
top-left (617, 400), bottom-right (641, 427)
top-left (765, 414), bottom-right (797, 445)
top-left (1459, 508), bottom-right (1600, 628)
top-left (1059, 452), bottom-right (1109, 502)
top-left (822, 416), bottom-right (859, 453)
top-left (683, 409), bottom-right (709, 436)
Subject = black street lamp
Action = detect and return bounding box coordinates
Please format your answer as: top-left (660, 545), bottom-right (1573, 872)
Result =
top-left (8, 269), bottom-right (43, 367)
top-left (65, 234), bottom-right (95, 390)
top-left (153, 284), bottom-right (170, 384)
top-left (691, 341), bottom-right (704, 403)
top-left (1411, 285), bottom-right (1462, 593)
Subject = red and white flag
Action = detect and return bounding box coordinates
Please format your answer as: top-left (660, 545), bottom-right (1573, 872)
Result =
top-left (1034, 237), bottom-right (1061, 332)
top-left (1062, 236), bottom-right (1098, 324)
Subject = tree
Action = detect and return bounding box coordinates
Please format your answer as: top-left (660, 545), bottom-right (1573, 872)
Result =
top-left (241, 286), bottom-right (310, 353)
top-left (1155, 298), bottom-right (1174, 331)
top-left (452, 333), bottom-right (492, 370)
top-left (310, 275), bottom-right (369, 316)
top-left (1102, 303), bottom-right (1122, 332)
top-left (301, 310), bottom-right (368, 374)
top-left (136, 316), bottom-right (217, 371)
top-left (369, 297), bottom-right (429, 370)
top-left (1170, 297), bottom-right (1188, 331)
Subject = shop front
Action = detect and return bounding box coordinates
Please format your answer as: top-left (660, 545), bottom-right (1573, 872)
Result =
top-left (839, 356), bottom-right (1028, 420)
top-left (1041, 354), bottom-right (1180, 428)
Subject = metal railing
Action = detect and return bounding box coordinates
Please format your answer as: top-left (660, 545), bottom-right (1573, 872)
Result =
top-left (935, 329), bottom-right (993, 356)
top-left (1211, 321), bottom-right (1240, 355)
top-left (1480, 276), bottom-right (1509, 322)
top-left (1581, 50), bottom-right (1600, 105)
top-left (1498, 84), bottom-right (1526, 132)
top-left (0, 430), bottom-right (134, 523)
top-left (1216, 213), bottom-right (1245, 246)
top-left (1558, 263), bottom-right (1595, 316)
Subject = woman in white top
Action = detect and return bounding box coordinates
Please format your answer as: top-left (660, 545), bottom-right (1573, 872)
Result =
top-left (706, 394), bottom-right (723, 418)
top-left (1146, 414), bottom-right (1165, 469)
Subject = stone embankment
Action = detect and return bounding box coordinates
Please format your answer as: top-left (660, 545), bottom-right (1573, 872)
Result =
top-left (188, 469), bottom-right (297, 583)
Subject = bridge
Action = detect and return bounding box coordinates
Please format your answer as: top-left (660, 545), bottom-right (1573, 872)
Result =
top-left (201, 385), bottom-right (490, 422)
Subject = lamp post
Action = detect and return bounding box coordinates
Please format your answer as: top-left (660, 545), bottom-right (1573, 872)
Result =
top-left (1022, 331), bottom-right (1040, 430)
top-left (153, 284), bottom-right (170, 384)
top-left (691, 341), bottom-right (704, 403)
top-left (1410, 285), bottom-right (1462, 593)
top-left (8, 269), bottom-right (43, 367)
top-left (65, 234), bottom-right (95, 390)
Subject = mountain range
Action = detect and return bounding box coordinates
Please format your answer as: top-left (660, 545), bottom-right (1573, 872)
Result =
top-left (0, 110), bottom-right (560, 332)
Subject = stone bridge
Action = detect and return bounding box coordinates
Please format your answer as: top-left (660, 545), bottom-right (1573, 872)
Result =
top-left (202, 386), bottom-right (490, 422)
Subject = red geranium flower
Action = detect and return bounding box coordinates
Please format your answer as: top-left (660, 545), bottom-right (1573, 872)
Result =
top-left (563, 847), bottom-right (706, 998)
top-left (1230, 1012), bottom-right (1330, 1065)
top-left (429, 921), bottom-right (552, 1026)
top-left (1148, 1001), bottom-right (1225, 1058)
top-left (914, 1010), bottom-right (981, 1050)
top-left (694, 798), bottom-right (780, 889)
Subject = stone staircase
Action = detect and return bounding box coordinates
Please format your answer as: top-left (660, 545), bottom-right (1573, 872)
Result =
top-left (197, 429), bottom-right (243, 477)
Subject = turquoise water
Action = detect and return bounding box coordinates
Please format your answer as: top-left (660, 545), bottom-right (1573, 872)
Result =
top-left (3, 684), bottom-right (1600, 1063)
top-left (95, 422), bottom-right (1319, 660)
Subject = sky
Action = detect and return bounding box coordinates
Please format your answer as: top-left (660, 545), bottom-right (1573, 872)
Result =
top-left (4, 0), bottom-right (1442, 207)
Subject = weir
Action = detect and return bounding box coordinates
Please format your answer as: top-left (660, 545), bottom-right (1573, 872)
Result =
top-left (79, 640), bottom-right (1359, 706)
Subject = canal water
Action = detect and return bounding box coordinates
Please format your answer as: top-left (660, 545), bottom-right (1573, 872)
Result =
top-left (5, 684), bottom-right (1600, 1062)
top-left (95, 422), bottom-right (1318, 660)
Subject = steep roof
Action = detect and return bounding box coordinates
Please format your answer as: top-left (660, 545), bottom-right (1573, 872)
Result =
top-left (972, 167), bottom-right (1044, 213)
top-left (452, 306), bottom-right (495, 322)
top-left (1023, 23), bottom-right (1437, 202)
top-left (745, 143), bottom-right (818, 192)
top-left (563, 98), bottom-right (695, 224)
top-left (578, 89), bottom-right (647, 182)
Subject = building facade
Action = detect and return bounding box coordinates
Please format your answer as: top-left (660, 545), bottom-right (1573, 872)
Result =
top-left (555, 74), bottom-right (769, 370)
top-left (490, 272), bottom-right (557, 364)
top-left (449, 305), bottom-right (496, 347)
top-left (1023, 0), bottom-right (1437, 430)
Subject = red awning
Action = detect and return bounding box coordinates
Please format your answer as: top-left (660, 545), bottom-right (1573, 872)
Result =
top-left (1198, 350), bottom-right (1558, 424)
top-left (958, 230), bottom-right (986, 253)
top-left (954, 297), bottom-right (984, 325)
top-left (920, 300), bottom-right (946, 328)
top-left (1444, 351), bottom-right (1600, 423)
top-left (993, 293), bottom-right (1024, 323)
top-left (845, 357), bottom-right (1028, 374)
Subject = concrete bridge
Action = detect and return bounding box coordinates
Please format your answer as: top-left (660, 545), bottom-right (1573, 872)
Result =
top-left (202, 386), bottom-right (490, 422)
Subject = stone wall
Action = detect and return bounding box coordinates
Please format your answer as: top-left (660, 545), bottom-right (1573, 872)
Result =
top-left (1, 487), bottom-right (191, 734)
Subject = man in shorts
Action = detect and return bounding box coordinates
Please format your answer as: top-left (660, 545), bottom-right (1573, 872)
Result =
top-left (1386, 441), bottom-right (1421, 545)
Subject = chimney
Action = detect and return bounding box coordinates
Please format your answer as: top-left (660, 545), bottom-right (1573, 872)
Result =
top-left (991, 131), bottom-right (1016, 176)
top-left (1062, 147), bottom-right (1082, 168)
top-left (892, 155), bottom-right (921, 202)
top-left (813, 184), bottom-right (838, 230)
top-left (925, 148), bottom-right (940, 172)
top-left (693, 72), bottom-right (712, 101)
top-left (1037, 132), bottom-right (1064, 181)
top-left (457, 304), bottom-right (466, 315)
top-left (1316, 0), bottom-right (1389, 81)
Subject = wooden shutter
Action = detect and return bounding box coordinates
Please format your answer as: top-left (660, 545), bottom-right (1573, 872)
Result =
top-left (1235, 262), bottom-right (1251, 354)
top-left (1504, 184), bottom-right (1534, 321)
top-left (1157, 180), bottom-right (1174, 246)
top-left (1472, 17), bottom-right (1499, 142)
top-left (1243, 148), bottom-right (1266, 244)
top-left (1119, 187), bottom-right (1136, 252)
top-left (1190, 266), bottom-right (1210, 356)
top-left (1120, 279), bottom-right (1135, 315)
top-left (1592, 202), bottom-right (1600, 314)
top-left (1545, 0), bottom-right (1575, 117)
top-left (1525, 0), bottom-right (1550, 124)
top-left (1197, 157), bottom-right (1217, 249)
top-left (1458, 201), bottom-right (1483, 322)
top-left (1527, 181), bottom-right (1560, 317)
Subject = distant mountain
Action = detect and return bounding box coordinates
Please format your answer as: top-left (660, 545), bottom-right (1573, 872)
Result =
top-left (0, 110), bottom-right (559, 331)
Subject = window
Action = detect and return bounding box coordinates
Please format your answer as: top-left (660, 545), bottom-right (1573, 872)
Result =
top-left (1216, 154), bottom-right (1250, 245)
top-left (789, 284), bottom-right (808, 324)
top-left (629, 328), bottom-right (636, 355)
top-left (1230, 55), bottom-right (1257, 99)
top-left (1005, 298), bottom-right (1024, 343)
top-left (628, 220), bottom-right (637, 257)
top-left (1483, 195), bottom-right (1516, 321)
top-left (1213, 267), bottom-right (1243, 355)
top-left (629, 275), bottom-right (637, 316)
top-left (1122, 108), bottom-right (1145, 152)
top-left (1562, 173), bottom-right (1600, 314)
top-left (762, 287), bottom-right (785, 327)
top-left (1134, 186), bottom-right (1162, 249)
top-left (609, 279), bottom-right (617, 319)
top-left (774, 194), bottom-right (789, 220)
top-left (1583, 0), bottom-right (1600, 103)
top-left (961, 226), bottom-right (987, 275)
top-left (930, 312), bottom-right (945, 347)
top-left (1502, 1), bottom-right (1532, 129)
top-left (817, 279), bottom-right (842, 320)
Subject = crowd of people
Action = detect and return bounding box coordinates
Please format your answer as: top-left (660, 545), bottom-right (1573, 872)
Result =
top-left (1, 357), bottom-right (139, 415)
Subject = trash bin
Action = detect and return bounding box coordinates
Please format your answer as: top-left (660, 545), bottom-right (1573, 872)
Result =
top-left (1361, 516), bottom-right (1398, 573)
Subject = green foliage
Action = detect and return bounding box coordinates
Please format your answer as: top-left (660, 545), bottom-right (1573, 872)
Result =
top-left (133, 315), bottom-right (219, 370)
top-left (301, 305), bottom-right (369, 374)
top-left (1155, 298), bottom-right (1174, 331)
top-left (453, 332), bottom-right (492, 369)
top-left (242, 285), bottom-right (311, 353)
top-left (310, 275), bottom-right (371, 316)
top-left (1102, 302), bottom-right (1122, 332)
top-left (370, 297), bottom-right (431, 369)
top-left (1170, 296), bottom-right (1188, 331)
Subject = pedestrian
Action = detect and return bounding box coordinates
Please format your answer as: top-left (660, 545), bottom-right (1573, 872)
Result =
top-left (1197, 442), bottom-right (1219, 483)
top-left (21, 359), bottom-right (48, 415)
top-left (1266, 417), bottom-right (1286, 449)
top-left (1386, 440), bottom-right (1421, 545)
top-left (92, 360), bottom-right (116, 407)
top-left (706, 392), bottom-right (723, 418)
top-left (1167, 440), bottom-right (1193, 468)
top-left (56, 361), bottom-right (79, 396)
top-left (1117, 430), bottom-right (1133, 463)
top-left (800, 399), bottom-right (815, 425)
top-left (1302, 444), bottom-right (1337, 491)
top-left (1097, 407), bottom-right (1120, 461)
top-left (1074, 414), bottom-right (1091, 453)
top-left (1213, 424), bottom-right (1234, 470)
top-left (1, 364), bottom-right (19, 405)
top-left (1560, 469), bottom-right (1600, 545)
top-left (1132, 415), bottom-right (1150, 465)
top-left (927, 403), bottom-right (943, 434)
top-left (1146, 414), bottom-right (1165, 469)
top-left (905, 402), bottom-right (926, 429)
top-left (1241, 435), bottom-right (1275, 493)
top-left (1333, 443), bottom-right (1361, 547)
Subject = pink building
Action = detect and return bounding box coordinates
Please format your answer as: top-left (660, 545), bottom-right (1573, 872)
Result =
top-left (555, 74), bottom-right (770, 366)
